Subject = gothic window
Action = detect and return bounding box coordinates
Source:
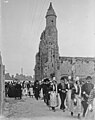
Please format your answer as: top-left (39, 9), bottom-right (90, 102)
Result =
top-left (51, 20), bottom-right (53, 23)
top-left (38, 66), bottom-right (40, 70)
top-left (53, 55), bottom-right (55, 58)
top-left (57, 65), bottom-right (60, 70)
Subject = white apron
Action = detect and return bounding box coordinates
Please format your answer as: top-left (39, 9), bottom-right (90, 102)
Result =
top-left (49, 84), bottom-right (59, 107)
top-left (40, 88), bottom-right (43, 98)
top-left (66, 89), bottom-right (72, 110)
top-left (70, 84), bottom-right (82, 114)
top-left (29, 87), bottom-right (34, 96)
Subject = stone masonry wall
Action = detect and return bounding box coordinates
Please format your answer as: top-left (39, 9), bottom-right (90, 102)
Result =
top-left (59, 57), bottom-right (95, 79)
top-left (0, 57), bottom-right (5, 115)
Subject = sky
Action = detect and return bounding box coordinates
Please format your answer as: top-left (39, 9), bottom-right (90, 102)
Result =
top-left (1, 0), bottom-right (95, 76)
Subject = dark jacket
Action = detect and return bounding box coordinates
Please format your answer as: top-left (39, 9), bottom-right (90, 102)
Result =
top-left (71, 84), bottom-right (80, 100)
top-left (81, 82), bottom-right (94, 101)
top-left (57, 83), bottom-right (67, 94)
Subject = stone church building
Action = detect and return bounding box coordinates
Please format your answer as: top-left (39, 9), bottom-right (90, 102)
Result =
top-left (34, 3), bottom-right (95, 82)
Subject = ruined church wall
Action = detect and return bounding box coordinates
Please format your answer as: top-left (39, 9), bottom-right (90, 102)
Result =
top-left (59, 57), bottom-right (95, 79)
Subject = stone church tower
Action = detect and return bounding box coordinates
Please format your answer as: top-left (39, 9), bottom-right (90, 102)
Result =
top-left (34, 3), bottom-right (59, 81)
top-left (34, 3), bottom-right (95, 82)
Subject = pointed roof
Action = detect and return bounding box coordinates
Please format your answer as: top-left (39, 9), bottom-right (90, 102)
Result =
top-left (46, 2), bottom-right (56, 18)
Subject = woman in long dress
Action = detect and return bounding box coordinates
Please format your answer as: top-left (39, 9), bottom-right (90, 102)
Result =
top-left (70, 77), bottom-right (82, 119)
top-left (86, 84), bottom-right (95, 120)
top-left (66, 76), bottom-right (73, 111)
top-left (49, 78), bottom-right (59, 112)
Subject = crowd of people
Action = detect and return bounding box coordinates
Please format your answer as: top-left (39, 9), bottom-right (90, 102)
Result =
top-left (35, 75), bottom-right (95, 119)
top-left (5, 81), bottom-right (34, 99)
top-left (5, 76), bottom-right (95, 119)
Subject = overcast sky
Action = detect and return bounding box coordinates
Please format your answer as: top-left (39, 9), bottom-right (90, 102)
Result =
top-left (1, 0), bottom-right (95, 76)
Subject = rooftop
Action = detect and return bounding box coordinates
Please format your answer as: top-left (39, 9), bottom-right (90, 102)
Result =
top-left (46, 2), bottom-right (56, 18)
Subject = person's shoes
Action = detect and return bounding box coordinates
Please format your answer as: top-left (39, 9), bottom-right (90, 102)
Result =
top-left (78, 114), bottom-right (80, 119)
top-left (90, 109), bottom-right (93, 112)
top-left (71, 112), bottom-right (73, 116)
top-left (82, 114), bottom-right (85, 117)
top-left (52, 107), bottom-right (56, 112)
top-left (63, 109), bottom-right (65, 112)
top-left (60, 107), bottom-right (63, 110)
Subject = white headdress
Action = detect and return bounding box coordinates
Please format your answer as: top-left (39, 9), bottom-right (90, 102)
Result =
top-left (53, 77), bottom-right (56, 81)
top-left (76, 76), bottom-right (79, 81)
top-left (68, 76), bottom-right (71, 80)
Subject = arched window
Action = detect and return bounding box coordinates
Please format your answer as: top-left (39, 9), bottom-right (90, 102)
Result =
top-left (53, 55), bottom-right (55, 58)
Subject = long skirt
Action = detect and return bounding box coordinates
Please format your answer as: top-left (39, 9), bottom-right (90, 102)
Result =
top-left (8, 86), bottom-right (15, 97)
top-left (49, 91), bottom-right (59, 108)
top-left (15, 89), bottom-right (22, 98)
top-left (40, 88), bottom-right (43, 98)
top-left (29, 88), bottom-right (34, 96)
top-left (86, 98), bottom-right (95, 120)
top-left (70, 95), bottom-right (82, 115)
top-left (66, 90), bottom-right (72, 110)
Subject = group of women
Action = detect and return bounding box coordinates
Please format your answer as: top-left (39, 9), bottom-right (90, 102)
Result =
top-left (5, 76), bottom-right (95, 119)
top-left (40, 76), bottom-right (95, 119)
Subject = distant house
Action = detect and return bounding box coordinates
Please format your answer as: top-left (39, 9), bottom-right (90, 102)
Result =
top-left (5, 79), bottom-right (13, 83)
top-left (5, 73), bottom-right (13, 83)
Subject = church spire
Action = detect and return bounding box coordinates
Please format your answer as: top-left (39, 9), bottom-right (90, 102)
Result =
top-left (45, 2), bottom-right (57, 27)
top-left (46, 2), bottom-right (56, 18)
top-left (49, 2), bottom-right (53, 10)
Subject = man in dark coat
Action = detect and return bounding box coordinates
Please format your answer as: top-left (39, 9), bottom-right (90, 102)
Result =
top-left (81, 76), bottom-right (94, 117)
top-left (57, 76), bottom-right (67, 112)
top-left (15, 82), bottom-right (22, 99)
top-left (41, 78), bottom-right (50, 105)
top-left (41, 81), bottom-right (48, 103)
top-left (27, 81), bottom-right (31, 96)
top-left (8, 83), bottom-right (15, 97)
top-left (34, 80), bottom-right (41, 100)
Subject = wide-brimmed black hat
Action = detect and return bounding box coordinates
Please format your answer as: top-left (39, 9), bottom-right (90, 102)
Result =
top-left (60, 76), bottom-right (68, 80)
top-left (43, 78), bottom-right (50, 82)
top-left (86, 76), bottom-right (92, 80)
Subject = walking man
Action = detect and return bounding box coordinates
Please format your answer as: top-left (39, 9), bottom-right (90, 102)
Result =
top-left (58, 76), bottom-right (67, 112)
